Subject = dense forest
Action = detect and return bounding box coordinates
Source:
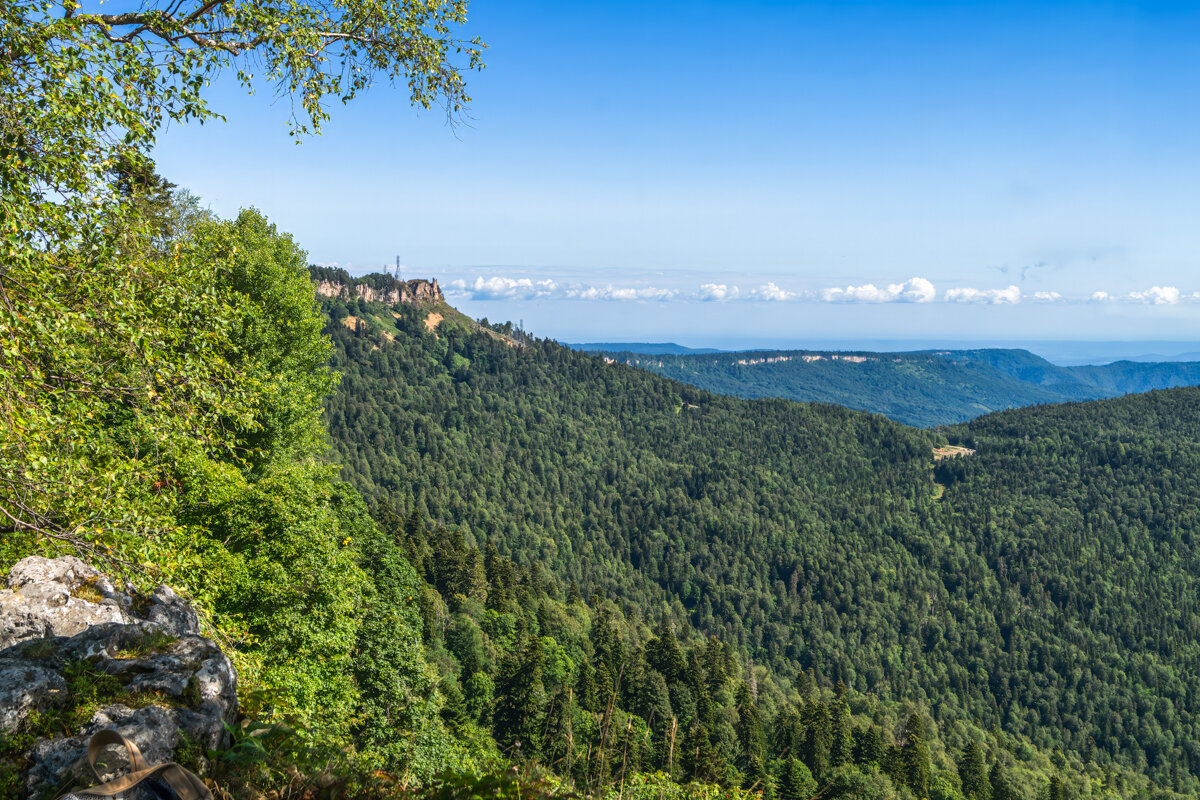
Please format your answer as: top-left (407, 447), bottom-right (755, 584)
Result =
top-left (605, 348), bottom-right (1200, 426)
top-left (321, 277), bottom-right (1200, 797)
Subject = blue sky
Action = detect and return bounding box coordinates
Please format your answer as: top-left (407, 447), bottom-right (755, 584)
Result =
top-left (152, 1), bottom-right (1200, 347)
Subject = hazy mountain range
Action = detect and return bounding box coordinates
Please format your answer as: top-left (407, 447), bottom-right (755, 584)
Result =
top-left (599, 347), bottom-right (1200, 426)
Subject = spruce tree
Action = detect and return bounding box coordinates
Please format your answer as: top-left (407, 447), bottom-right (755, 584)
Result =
top-left (735, 682), bottom-right (767, 789)
top-left (774, 705), bottom-right (803, 760)
top-left (853, 724), bottom-right (884, 767)
top-left (958, 740), bottom-right (990, 800)
top-left (631, 662), bottom-right (674, 732)
top-left (989, 764), bottom-right (1017, 800)
top-left (830, 690), bottom-right (853, 768)
top-left (1048, 774), bottom-right (1064, 800)
top-left (801, 702), bottom-right (833, 781)
top-left (647, 617), bottom-right (687, 682)
top-left (493, 624), bottom-right (547, 759)
top-left (900, 713), bottom-right (932, 799)
top-left (778, 757), bottom-right (817, 800)
top-left (682, 722), bottom-right (720, 784)
top-left (540, 686), bottom-right (577, 775)
top-left (576, 659), bottom-right (600, 714)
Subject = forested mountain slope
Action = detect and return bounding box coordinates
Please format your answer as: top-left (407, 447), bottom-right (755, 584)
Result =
top-left (1068, 360), bottom-right (1200, 394)
top-left (321, 283), bottom-right (1200, 793)
top-left (609, 348), bottom-right (1200, 426)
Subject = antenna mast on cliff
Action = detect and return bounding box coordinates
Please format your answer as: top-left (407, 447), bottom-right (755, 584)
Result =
top-left (395, 256), bottom-right (403, 282)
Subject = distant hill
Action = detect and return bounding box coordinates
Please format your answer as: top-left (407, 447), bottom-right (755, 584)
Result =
top-left (568, 341), bottom-right (723, 355)
top-left (1125, 351), bottom-right (1200, 362)
top-left (605, 347), bottom-right (1200, 426)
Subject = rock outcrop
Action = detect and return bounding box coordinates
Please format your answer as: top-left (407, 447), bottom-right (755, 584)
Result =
top-left (314, 276), bottom-right (441, 306)
top-left (0, 557), bottom-right (236, 799)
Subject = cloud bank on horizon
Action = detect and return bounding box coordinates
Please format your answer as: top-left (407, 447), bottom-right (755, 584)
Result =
top-left (821, 278), bottom-right (936, 304)
top-left (444, 275), bottom-right (1200, 307)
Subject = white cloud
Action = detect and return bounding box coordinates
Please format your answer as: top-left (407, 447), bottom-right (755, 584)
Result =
top-left (447, 276), bottom-right (559, 300)
top-left (697, 283), bottom-right (740, 302)
top-left (435, 274), bottom-right (1200, 309)
top-left (944, 285), bottom-right (1021, 304)
top-left (824, 284), bottom-right (888, 303)
top-left (821, 277), bottom-right (936, 304)
top-left (1128, 286), bottom-right (1181, 305)
top-left (566, 285), bottom-right (677, 301)
top-left (445, 276), bottom-right (676, 302)
top-left (750, 282), bottom-right (801, 301)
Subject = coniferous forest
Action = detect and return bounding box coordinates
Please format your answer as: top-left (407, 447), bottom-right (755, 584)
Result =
top-left (315, 273), bottom-right (1200, 799)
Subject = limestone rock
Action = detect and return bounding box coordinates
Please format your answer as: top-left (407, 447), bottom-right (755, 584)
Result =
top-left (314, 276), bottom-right (443, 306)
top-left (407, 277), bottom-right (441, 303)
top-left (0, 662), bottom-right (68, 734)
top-left (0, 557), bottom-right (237, 799)
top-left (0, 556), bottom-right (128, 650)
top-left (25, 704), bottom-right (226, 793)
top-left (143, 585), bottom-right (201, 638)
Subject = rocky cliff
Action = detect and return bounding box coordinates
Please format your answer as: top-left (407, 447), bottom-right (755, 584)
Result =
top-left (0, 557), bottom-right (236, 799)
top-left (314, 276), bottom-right (442, 306)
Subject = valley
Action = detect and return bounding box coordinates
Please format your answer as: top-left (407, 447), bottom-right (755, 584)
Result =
top-left (318, 270), bottom-right (1200, 797)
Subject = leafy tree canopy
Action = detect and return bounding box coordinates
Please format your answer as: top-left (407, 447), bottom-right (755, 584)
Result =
top-left (0, 0), bottom-right (483, 565)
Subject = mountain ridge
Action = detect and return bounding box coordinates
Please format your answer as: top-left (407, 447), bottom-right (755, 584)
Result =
top-left (604, 346), bottom-right (1200, 426)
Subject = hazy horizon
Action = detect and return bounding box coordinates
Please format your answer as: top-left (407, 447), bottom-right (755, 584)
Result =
top-left (565, 338), bottom-right (1200, 367)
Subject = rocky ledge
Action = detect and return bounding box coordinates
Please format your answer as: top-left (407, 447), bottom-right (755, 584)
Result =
top-left (0, 557), bottom-right (236, 799)
top-left (314, 276), bottom-right (441, 306)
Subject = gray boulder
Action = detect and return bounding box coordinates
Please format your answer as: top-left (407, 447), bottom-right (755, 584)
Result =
top-left (0, 556), bottom-right (236, 799)
top-left (0, 556), bottom-right (127, 650)
top-left (0, 662), bottom-right (68, 734)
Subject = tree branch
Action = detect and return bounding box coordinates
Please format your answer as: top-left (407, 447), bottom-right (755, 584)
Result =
top-left (83, 11), bottom-right (249, 53)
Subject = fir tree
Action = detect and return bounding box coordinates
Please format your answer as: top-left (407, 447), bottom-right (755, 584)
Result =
top-left (959, 740), bottom-right (990, 800)
top-left (801, 702), bottom-right (833, 781)
top-left (735, 682), bottom-right (767, 789)
top-left (647, 617), bottom-right (687, 683)
top-left (900, 713), bottom-right (932, 799)
top-left (493, 624), bottom-right (547, 759)
top-left (989, 764), bottom-right (1017, 800)
top-left (778, 757), bottom-right (817, 800)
